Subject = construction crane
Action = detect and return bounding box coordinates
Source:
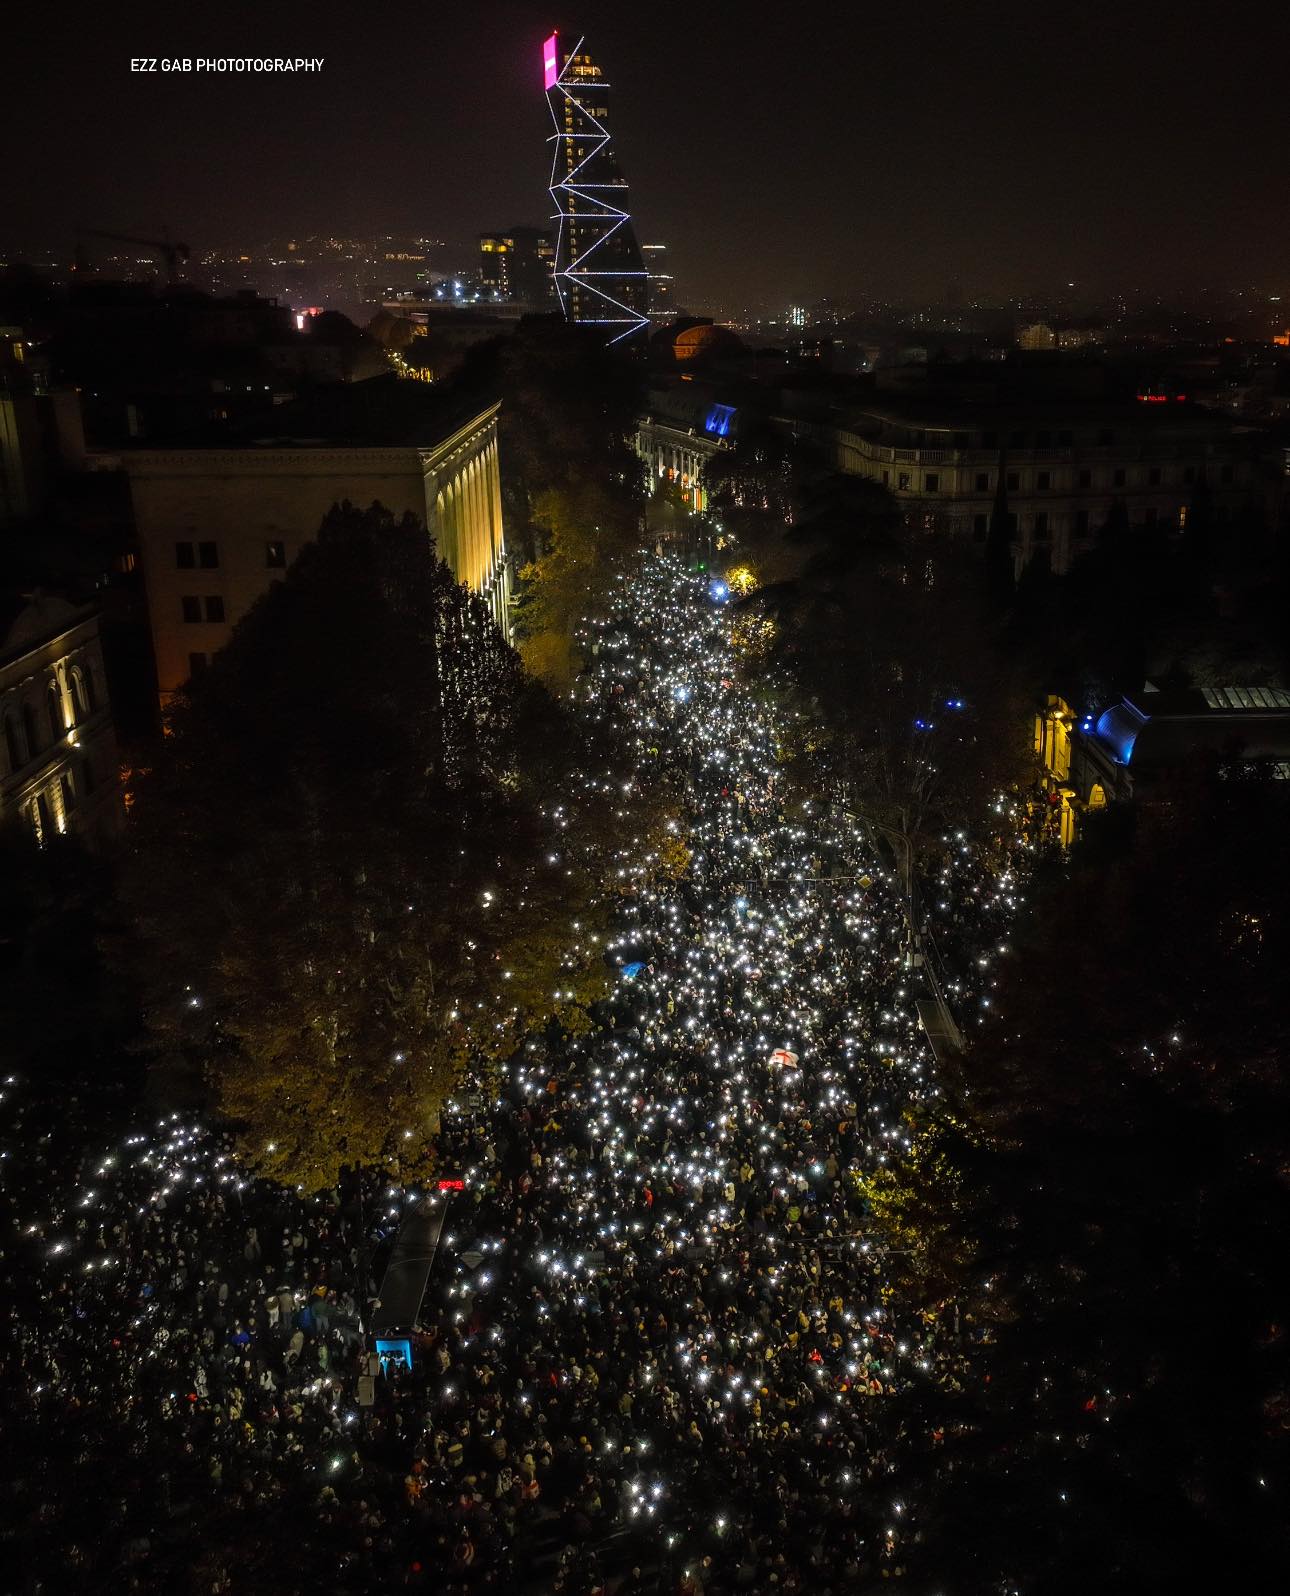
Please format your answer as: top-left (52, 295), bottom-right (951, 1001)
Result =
top-left (78, 230), bottom-right (192, 285)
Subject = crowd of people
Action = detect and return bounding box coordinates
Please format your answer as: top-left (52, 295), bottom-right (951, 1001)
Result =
top-left (920, 799), bottom-right (1042, 1034)
top-left (5, 557), bottom-right (1032, 1593)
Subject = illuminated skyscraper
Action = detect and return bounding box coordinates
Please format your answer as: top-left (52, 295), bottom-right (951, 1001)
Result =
top-left (642, 243), bottom-right (676, 324)
top-left (478, 227), bottom-right (555, 306)
top-left (543, 32), bottom-right (650, 344)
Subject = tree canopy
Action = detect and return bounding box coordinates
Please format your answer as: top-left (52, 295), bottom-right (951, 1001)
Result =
top-left (454, 320), bottom-right (646, 687)
top-left (879, 773), bottom-right (1290, 1591)
top-left (116, 502), bottom-right (639, 1187)
top-left (730, 464), bottom-right (1033, 877)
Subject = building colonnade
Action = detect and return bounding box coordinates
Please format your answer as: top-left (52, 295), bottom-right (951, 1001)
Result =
top-left (0, 603), bottom-right (120, 845)
top-left (636, 420), bottom-right (720, 512)
top-left (425, 406), bottom-right (511, 636)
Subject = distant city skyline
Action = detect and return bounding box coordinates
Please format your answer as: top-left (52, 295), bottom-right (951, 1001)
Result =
top-left (7, 0), bottom-right (1290, 309)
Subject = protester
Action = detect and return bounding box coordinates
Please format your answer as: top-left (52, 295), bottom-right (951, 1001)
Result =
top-left (4, 556), bottom-right (1034, 1593)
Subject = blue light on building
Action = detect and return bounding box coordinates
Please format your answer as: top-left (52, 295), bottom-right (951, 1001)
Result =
top-left (705, 403), bottom-right (736, 437)
top-left (1095, 700), bottom-right (1149, 765)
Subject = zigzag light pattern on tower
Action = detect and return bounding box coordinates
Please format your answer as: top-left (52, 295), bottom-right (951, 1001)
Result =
top-left (544, 32), bottom-right (651, 346)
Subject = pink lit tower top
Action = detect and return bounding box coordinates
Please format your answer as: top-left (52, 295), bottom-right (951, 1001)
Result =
top-left (543, 31), bottom-right (650, 344)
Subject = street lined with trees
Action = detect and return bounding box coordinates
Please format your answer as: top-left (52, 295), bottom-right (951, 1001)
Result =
top-left (5, 323), bottom-right (1290, 1593)
top-left (115, 499), bottom-right (664, 1187)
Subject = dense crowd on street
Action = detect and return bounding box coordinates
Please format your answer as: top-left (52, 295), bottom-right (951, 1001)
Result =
top-left (4, 557), bottom-right (1034, 1593)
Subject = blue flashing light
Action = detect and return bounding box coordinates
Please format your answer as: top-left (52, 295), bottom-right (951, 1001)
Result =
top-left (709, 579), bottom-right (730, 603)
top-left (945, 698), bottom-right (965, 710)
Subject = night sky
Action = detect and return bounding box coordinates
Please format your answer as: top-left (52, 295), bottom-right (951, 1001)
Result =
top-left (9, 0), bottom-right (1288, 306)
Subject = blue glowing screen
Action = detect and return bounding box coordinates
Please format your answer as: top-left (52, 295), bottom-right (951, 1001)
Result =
top-left (375, 1336), bottom-right (413, 1371)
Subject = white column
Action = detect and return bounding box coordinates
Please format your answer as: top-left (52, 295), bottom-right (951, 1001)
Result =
top-left (467, 459), bottom-right (482, 590)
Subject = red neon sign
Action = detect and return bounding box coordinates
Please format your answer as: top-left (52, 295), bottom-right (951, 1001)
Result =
top-left (437, 1178), bottom-right (465, 1191)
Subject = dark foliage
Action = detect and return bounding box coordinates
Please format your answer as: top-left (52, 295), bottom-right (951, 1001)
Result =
top-left (919, 772), bottom-right (1290, 1591)
top-left (113, 503), bottom-right (606, 1184)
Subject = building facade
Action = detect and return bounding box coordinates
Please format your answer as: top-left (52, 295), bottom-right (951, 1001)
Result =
top-left (478, 228), bottom-right (555, 306)
top-left (544, 32), bottom-right (650, 343)
top-left (642, 244), bottom-right (676, 325)
top-left (636, 386), bottom-right (738, 511)
top-left (1, 598), bottom-right (120, 845)
top-left (829, 394), bottom-right (1259, 575)
top-left (119, 404), bottom-right (509, 705)
top-left (636, 420), bottom-right (722, 511)
top-left (1, 328), bottom-right (87, 524)
top-left (1035, 686), bottom-right (1290, 845)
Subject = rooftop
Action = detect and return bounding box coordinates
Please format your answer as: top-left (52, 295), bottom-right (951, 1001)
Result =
top-left (1093, 682), bottom-right (1290, 769)
top-left (111, 375), bottom-right (494, 451)
top-left (0, 595), bottom-right (94, 666)
top-left (841, 390), bottom-right (1239, 434)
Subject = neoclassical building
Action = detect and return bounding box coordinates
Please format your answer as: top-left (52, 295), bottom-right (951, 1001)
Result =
top-left (113, 400), bottom-right (509, 705)
top-left (827, 392), bottom-right (1259, 576)
top-left (1034, 685), bottom-right (1290, 846)
top-left (0, 597), bottom-right (120, 845)
top-left (636, 417), bottom-right (722, 511)
top-left (636, 385), bottom-right (738, 511)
